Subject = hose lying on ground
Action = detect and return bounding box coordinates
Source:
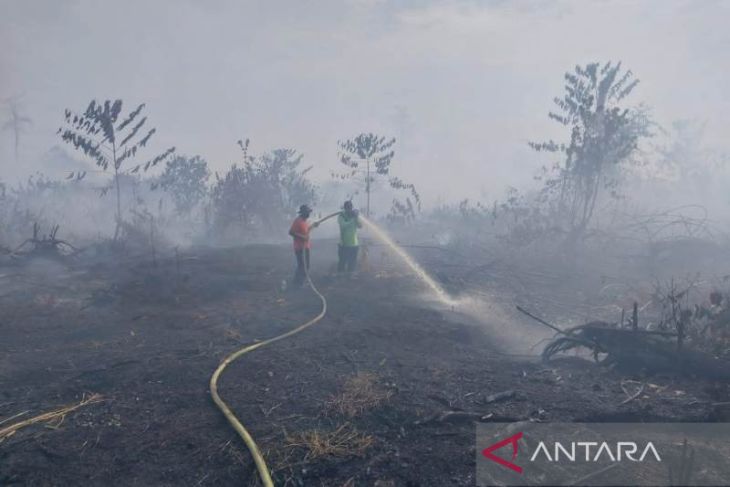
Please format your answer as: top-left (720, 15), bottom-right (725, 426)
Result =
top-left (209, 267), bottom-right (328, 486)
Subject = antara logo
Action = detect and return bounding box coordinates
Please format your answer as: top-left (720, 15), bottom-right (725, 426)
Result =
top-left (482, 432), bottom-right (662, 474)
top-left (530, 441), bottom-right (662, 463)
top-left (482, 432), bottom-right (524, 473)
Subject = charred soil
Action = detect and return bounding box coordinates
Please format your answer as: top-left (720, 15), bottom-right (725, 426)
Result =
top-left (1, 243), bottom-right (728, 486)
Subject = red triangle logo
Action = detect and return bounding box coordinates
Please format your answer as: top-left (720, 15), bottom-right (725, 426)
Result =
top-left (481, 431), bottom-right (523, 474)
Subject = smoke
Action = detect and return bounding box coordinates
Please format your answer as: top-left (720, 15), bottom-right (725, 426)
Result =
top-left (2, 1), bottom-right (730, 209)
top-left (3, 3), bottom-right (730, 346)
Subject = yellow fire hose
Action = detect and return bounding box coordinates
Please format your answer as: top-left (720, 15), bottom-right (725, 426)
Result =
top-left (209, 212), bottom-right (339, 486)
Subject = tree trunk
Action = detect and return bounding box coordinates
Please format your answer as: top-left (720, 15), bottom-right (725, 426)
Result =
top-left (13, 129), bottom-right (19, 163)
top-left (366, 157), bottom-right (371, 218)
top-left (112, 142), bottom-right (122, 240)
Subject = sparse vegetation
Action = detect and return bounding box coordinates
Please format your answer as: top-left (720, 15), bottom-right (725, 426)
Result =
top-left (210, 139), bottom-right (317, 240)
top-left (284, 423), bottom-right (374, 461)
top-left (325, 372), bottom-right (393, 418)
top-left (153, 154), bottom-right (210, 216)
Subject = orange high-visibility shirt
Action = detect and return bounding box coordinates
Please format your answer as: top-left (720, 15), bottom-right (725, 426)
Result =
top-left (290, 217), bottom-right (311, 250)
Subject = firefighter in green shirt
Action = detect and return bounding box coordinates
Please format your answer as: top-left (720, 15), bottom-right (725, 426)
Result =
top-left (337, 201), bottom-right (362, 273)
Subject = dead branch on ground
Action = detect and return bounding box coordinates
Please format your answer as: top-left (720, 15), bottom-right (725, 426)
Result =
top-left (10, 223), bottom-right (78, 258)
top-left (0, 393), bottom-right (103, 442)
top-left (619, 380), bottom-right (645, 405)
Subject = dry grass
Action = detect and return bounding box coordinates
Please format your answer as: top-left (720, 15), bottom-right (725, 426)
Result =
top-left (325, 372), bottom-right (392, 418)
top-left (0, 393), bottom-right (103, 442)
top-left (223, 326), bottom-right (243, 342)
top-left (284, 423), bottom-right (374, 461)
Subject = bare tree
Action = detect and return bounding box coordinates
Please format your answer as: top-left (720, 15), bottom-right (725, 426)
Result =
top-left (2, 97), bottom-right (33, 163)
top-left (58, 99), bottom-right (175, 238)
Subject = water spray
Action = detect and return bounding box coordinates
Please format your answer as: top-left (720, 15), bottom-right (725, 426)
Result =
top-left (311, 210), bottom-right (455, 305)
top-left (359, 215), bottom-right (456, 306)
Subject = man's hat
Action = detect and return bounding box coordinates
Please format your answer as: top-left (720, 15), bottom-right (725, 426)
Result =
top-left (298, 204), bottom-right (312, 216)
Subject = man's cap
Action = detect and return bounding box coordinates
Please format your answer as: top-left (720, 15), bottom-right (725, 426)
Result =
top-left (298, 204), bottom-right (312, 215)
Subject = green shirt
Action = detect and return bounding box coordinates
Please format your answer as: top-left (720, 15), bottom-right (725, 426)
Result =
top-left (338, 213), bottom-right (361, 247)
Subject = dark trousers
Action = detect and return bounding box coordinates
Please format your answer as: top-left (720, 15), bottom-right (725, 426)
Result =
top-left (293, 248), bottom-right (310, 286)
top-left (337, 245), bottom-right (359, 273)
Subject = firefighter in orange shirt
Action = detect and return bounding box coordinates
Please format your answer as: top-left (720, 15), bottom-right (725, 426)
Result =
top-left (288, 204), bottom-right (319, 287)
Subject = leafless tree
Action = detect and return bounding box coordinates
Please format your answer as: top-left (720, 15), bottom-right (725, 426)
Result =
top-left (2, 96), bottom-right (33, 163)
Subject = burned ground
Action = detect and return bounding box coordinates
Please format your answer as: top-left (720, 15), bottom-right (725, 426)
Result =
top-left (1, 243), bottom-right (728, 486)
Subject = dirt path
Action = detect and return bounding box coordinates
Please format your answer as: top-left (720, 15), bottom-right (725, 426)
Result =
top-left (0, 244), bottom-right (725, 486)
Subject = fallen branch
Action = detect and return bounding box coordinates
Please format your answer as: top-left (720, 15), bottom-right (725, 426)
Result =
top-left (483, 390), bottom-right (516, 404)
top-left (542, 321), bottom-right (730, 379)
top-left (516, 305), bottom-right (566, 335)
top-left (414, 410), bottom-right (482, 425)
top-left (619, 380), bottom-right (645, 406)
top-left (0, 393), bottom-right (103, 442)
top-left (414, 410), bottom-right (521, 425)
top-left (9, 223), bottom-right (79, 259)
top-left (0, 410), bottom-right (29, 428)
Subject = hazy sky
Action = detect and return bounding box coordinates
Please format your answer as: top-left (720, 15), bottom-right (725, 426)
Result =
top-left (2, 0), bottom-right (729, 206)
